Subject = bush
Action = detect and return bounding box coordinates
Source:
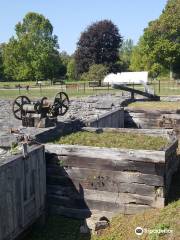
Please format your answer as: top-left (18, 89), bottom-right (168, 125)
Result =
top-left (80, 64), bottom-right (108, 83)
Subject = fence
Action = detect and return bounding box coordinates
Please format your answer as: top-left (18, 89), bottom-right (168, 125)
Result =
top-left (1, 79), bottom-right (180, 99)
top-left (0, 82), bottom-right (113, 99)
top-left (151, 79), bottom-right (180, 96)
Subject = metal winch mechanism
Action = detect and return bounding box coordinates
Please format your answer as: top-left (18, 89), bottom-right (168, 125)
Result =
top-left (12, 92), bottom-right (69, 127)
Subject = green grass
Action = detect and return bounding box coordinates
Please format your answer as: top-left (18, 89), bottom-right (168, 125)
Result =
top-left (92, 199), bottom-right (180, 240)
top-left (1, 79), bottom-right (180, 99)
top-left (0, 88), bottom-right (117, 99)
top-left (128, 101), bottom-right (180, 110)
top-left (151, 80), bottom-right (180, 96)
top-left (25, 200), bottom-right (180, 240)
top-left (54, 131), bottom-right (169, 150)
top-left (0, 80), bottom-right (87, 88)
top-left (0, 80), bottom-right (39, 88)
top-left (25, 216), bottom-right (87, 240)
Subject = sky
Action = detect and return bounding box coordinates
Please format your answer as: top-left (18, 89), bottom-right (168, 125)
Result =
top-left (0, 0), bottom-right (167, 54)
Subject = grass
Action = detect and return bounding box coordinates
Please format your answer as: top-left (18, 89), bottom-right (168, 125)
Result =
top-left (0, 88), bottom-right (117, 99)
top-left (150, 79), bottom-right (180, 96)
top-left (1, 78), bottom-right (180, 99)
top-left (128, 101), bottom-right (180, 110)
top-left (25, 199), bottom-right (180, 240)
top-left (0, 80), bottom-right (86, 88)
top-left (25, 216), bottom-right (87, 240)
top-left (92, 199), bottom-right (180, 240)
top-left (54, 131), bottom-right (169, 150)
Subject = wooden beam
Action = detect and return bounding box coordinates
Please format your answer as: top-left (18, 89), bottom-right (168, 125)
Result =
top-left (45, 144), bottom-right (166, 163)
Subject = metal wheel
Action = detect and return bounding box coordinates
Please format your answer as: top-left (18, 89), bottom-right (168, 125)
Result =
top-left (53, 92), bottom-right (69, 116)
top-left (34, 97), bottom-right (48, 113)
top-left (12, 96), bottom-right (31, 120)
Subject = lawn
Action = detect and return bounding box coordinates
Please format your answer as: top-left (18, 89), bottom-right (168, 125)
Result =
top-left (0, 79), bottom-right (86, 88)
top-left (0, 87), bottom-right (117, 99)
top-left (25, 199), bottom-right (180, 240)
top-left (54, 131), bottom-right (169, 150)
top-left (1, 79), bottom-right (180, 99)
top-left (92, 199), bottom-right (180, 240)
top-left (151, 79), bottom-right (180, 96)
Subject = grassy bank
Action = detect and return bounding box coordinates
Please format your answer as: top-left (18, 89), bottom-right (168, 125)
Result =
top-left (54, 131), bottom-right (169, 150)
top-left (25, 200), bottom-right (180, 240)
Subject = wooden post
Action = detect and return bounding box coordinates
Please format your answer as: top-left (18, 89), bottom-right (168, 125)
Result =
top-left (77, 83), bottom-right (79, 92)
top-left (39, 83), bottom-right (42, 95)
top-left (22, 143), bottom-right (29, 158)
top-left (131, 92), bottom-right (134, 99)
top-left (170, 64), bottom-right (173, 81)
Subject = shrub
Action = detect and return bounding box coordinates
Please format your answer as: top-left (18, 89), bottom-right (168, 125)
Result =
top-left (80, 64), bottom-right (108, 83)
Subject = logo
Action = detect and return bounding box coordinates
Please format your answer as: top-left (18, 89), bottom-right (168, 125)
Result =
top-left (135, 227), bottom-right (144, 236)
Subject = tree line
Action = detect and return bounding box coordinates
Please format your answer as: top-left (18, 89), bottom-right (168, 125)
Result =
top-left (130, 0), bottom-right (180, 78)
top-left (0, 0), bottom-right (179, 83)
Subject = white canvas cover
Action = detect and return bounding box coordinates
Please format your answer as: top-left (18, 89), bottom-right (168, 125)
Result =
top-left (103, 71), bottom-right (148, 85)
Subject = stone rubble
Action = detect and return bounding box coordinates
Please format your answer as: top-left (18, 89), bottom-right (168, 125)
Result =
top-left (0, 93), bottom-right (130, 159)
top-left (59, 92), bottom-right (130, 122)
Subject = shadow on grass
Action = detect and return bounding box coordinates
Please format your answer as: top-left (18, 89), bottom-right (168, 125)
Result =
top-left (168, 159), bottom-right (180, 203)
top-left (25, 215), bottom-right (91, 240)
top-left (27, 152), bottom-right (92, 240)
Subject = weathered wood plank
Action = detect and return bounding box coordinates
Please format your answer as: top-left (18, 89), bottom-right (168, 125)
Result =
top-left (165, 139), bottom-right (178, 155)
top-left (48, 203), bottom-right (152, 217)
top-left (88, 127), bottom-right (174, 138)
top-left (124, 108), bottom-right (180, 133)
top-left (47, 189), bottom-right (164, 208)
top-left (45, 129), bottom-right (178, 217)
top-left (47, 167), bottom-right (164, 186)
top-left (47, 155), bottom-right (165, 176)
top-left (85, 199), bottom-right (152, 213)
top-left (47, 182), bottom-right (158, 198)
top-left (45, 144), bottom-right (166, 163)
top-left (125, 108), bottom-right (177, 114)
top-left (0, 145), bottom-right (46, 240)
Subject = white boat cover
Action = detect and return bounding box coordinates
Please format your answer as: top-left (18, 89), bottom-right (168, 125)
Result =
top-left (103, 71), bottom-right (148, 85)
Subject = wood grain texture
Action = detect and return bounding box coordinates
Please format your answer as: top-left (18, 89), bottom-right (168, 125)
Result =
top-left (47, 155), bottom-right (165, 176)
top-left (47, 166), bottom-right (164, 186)
top-left (0, 145), bottom-right (46, 240)
top-left (46, 131), bottom-right (178, 218)
top-left (45, 144), bottom-right (166, 163)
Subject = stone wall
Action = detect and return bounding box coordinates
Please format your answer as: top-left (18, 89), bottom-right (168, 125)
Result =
top-left (0, 145), bottom-right (46, 240)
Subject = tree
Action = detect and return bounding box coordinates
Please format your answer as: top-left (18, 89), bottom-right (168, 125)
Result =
top-left (119, 39), bottom-right (134, 71)
top-left (130, 0), bottom-right (180, 76)
top-left (3, 12), bottom-right (61, 81)
top-left (75, 20), bottom-right (122, 75)
top-left (0, 44), bottom-right (4, 80)
top-left (67, 59), bottom-right (77, 80)
top-left (60, 51), bottom-right (71, 66)
top-left (81, 64), bottom-right (108, 83)
top-left (130, 37), bottom-right (150, 72)
top-left (59, 51), bottom-right (72, 77)
top-left (132, 0), bottom-right (180, 77)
